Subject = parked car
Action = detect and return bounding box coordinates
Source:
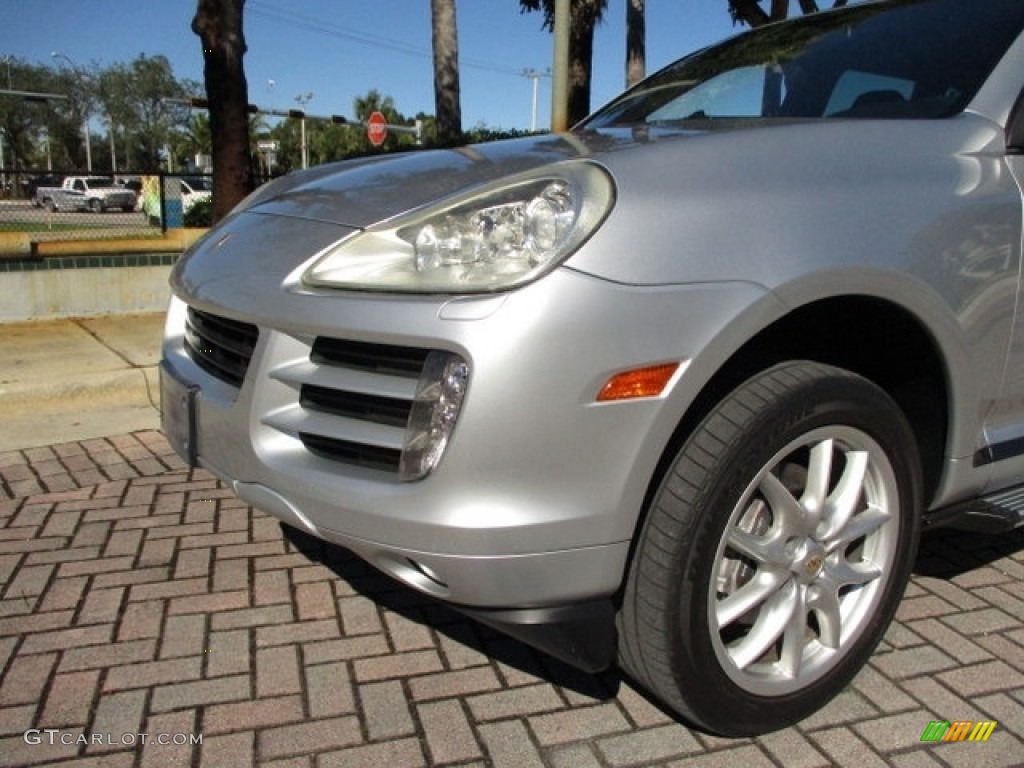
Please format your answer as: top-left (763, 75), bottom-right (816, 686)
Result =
top-left (141, 175), bottom-right (213, 224)
top-left (177, 175), bottom-right (212, 213)
top-left (161, 0), bottom-right (1024, 735)
top-left (24, 175), bottom-right (64, 205)
top-left (119, 177), bottom-right (144, 211)
top-left (34, 176), bottom-right (137, 212)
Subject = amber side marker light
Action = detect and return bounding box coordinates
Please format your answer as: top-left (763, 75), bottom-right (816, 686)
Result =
top-left (597, 363), bottom-right (680, 402)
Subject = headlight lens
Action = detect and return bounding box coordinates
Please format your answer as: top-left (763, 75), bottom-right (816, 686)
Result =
top-left (303, 162), bottom-right (614, 293)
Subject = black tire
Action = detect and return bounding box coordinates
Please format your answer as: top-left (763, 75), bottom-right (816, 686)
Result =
top-left (45, 199), bottom-right (58, 212)
top-left (618, 361), bottom-right (921, 736)
top-left (89, 198), bottom-right (104, 213)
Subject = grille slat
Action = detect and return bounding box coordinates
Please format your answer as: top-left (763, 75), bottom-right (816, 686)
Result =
top-left (300, 385), bottom-right (412, 428)
top-left (311, 338), bottom-right (430, 377)
top-left (300, 432), bottom-right (402, 473)
top-left (185, 308), bottom-right (258, 388)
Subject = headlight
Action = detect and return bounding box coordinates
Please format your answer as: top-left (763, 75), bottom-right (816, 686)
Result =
top-left (303, 162), bottom-right (615, 293)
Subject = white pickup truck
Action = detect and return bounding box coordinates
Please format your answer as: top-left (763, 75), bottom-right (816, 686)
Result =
top-left (33, 176), bottom-right (137, 213)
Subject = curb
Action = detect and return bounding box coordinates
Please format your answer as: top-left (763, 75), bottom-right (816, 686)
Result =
top-left (0, 366), bottom-right (159, 411)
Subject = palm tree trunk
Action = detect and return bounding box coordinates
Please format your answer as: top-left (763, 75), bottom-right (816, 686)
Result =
top-left (625, 0), bottom-right (645, 88)
top-left (192, 0), bottom-right (253, 223)
top-left (431, 0), bottom-right (462, 145)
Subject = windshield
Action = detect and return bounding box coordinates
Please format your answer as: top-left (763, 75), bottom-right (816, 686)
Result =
top-left (584, 0), bottom-right (1024, 127)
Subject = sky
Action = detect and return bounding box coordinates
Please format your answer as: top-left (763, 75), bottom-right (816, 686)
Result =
top-left (0, 1), bottom-right (742, 133)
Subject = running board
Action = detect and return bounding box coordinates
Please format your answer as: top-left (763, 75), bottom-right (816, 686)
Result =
top-left (924, 485), bottom-right (1024, 533)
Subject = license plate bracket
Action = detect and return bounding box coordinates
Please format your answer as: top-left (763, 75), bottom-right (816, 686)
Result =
top-left (160, 361), bottom-right (198, 466)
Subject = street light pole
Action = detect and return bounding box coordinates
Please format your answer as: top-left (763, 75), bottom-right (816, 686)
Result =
top-left (521, 68), bottom-right (550, 132)
top-left (0, 58), bottom-right (8, 192)
top-left (51, 51), bottom-right (93, 172)
top-left (108, 119), bottom-right (117, 173)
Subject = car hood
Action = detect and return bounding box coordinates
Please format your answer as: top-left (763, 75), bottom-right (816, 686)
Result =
top-left (179, 114), bottom-right (1006, 299)
top-left (240, 130), bottom-right (674, 227)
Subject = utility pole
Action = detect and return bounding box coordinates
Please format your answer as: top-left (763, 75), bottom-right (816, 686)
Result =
top-left (521, 68), bottom-right (550, 132)
top-left (294, 92), bottom-right (313, 169)
top-left (550, 0), bottom-right (570, 132)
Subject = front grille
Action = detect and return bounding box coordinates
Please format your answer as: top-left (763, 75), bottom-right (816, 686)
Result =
top-left (297, 339), bottom-right (428, 474)
top-left (185, 307), bottom-right (259, 388)
top-left (262, 336), bottom-right (468, 479)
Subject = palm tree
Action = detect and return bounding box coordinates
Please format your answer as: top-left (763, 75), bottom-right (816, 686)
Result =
top-left (521, 0), bottom-right (607, 126)
top-left (625, 0), bottom-right (644, 88)
top-left (729, 0), bottom-right (848, 28)
top-left (431, 0), bottom-right (462, 145)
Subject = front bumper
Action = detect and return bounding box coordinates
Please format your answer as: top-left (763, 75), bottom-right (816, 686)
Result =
top-left (162, 255), bottom-right (769, 632)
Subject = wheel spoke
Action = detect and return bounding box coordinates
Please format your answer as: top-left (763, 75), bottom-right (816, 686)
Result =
top-left (727, 528), bottom-right (787, 567)
top-left (823, 506), bottom-right (890, 552)
top-left (823, 556), bottom-right (882, 589)
top-left (778, 584), bottom-right (809, 677)
top-left (817, 450), bottom-right (868, 541)
top-left (728, 581), bottom-right (800, 670)
top-left (800, 439), bottom-right (834, 530)
top-left (759, 471), bottom-right (811, 538)
top-left (807, 584), bottom-right (842, 649)
top-left (716, 569), bottom-right (788, 628)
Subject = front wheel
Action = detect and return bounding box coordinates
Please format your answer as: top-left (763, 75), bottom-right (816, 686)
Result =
top-left (618, 362), bottom-right (921, 736)
top-left (89, 198), bottom-right (104, 213)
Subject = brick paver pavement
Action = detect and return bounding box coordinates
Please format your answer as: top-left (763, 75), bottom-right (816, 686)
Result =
top-left (2, 430), bottom-right (1024, 767)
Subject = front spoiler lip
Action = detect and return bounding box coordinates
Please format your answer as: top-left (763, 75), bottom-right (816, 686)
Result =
top-left (198, 464), bottom-right (622, 673)
top-left (457, 600), bottom-right (619, 673)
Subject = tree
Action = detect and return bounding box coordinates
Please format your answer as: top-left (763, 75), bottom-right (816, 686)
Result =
top-left (192, 0), bottom-right (253, 222)
top-left (98, 56), bottom-right (194, 171)
top-left (729, 0), bottom-right (847, 28)
top-left (625, 0), bottom-right (645, 88)
top-left (0, 60), bottom-right (64, 172)
top-left (521, 0), bottom-right (607, 126)
top-left (48, 59), bottom-right (97, 171)
top-left (431, 0), bottom-right (462, 145)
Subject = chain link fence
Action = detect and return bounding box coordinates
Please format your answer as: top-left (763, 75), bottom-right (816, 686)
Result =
top-left (0, 169), bottom-right (214, 243)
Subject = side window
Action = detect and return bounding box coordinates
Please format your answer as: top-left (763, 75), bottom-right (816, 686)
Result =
top-left (73, 179), bottom-right (85, 192)
top-left (647, 65), bottom-right (771, 121)
top-left (825, 70), bottom-right (915, 116)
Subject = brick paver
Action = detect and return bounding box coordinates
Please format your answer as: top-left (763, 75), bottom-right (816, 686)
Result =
top-left (2, 429), bottom-right (1024, 766)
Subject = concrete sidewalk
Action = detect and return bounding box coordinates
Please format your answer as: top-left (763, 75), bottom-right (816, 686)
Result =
top-left (0, 313), bottom-right (164, 452)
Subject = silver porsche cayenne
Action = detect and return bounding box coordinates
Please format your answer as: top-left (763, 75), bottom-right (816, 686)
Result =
top-left (162, 0), bottom-right (1024, 734)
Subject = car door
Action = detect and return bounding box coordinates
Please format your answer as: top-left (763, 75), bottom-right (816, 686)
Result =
top-left (981, 87), bottom-right (1024, 492)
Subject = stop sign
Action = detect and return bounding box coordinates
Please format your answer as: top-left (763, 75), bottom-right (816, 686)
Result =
top-left (367, 111), bottom-right (388, 146)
